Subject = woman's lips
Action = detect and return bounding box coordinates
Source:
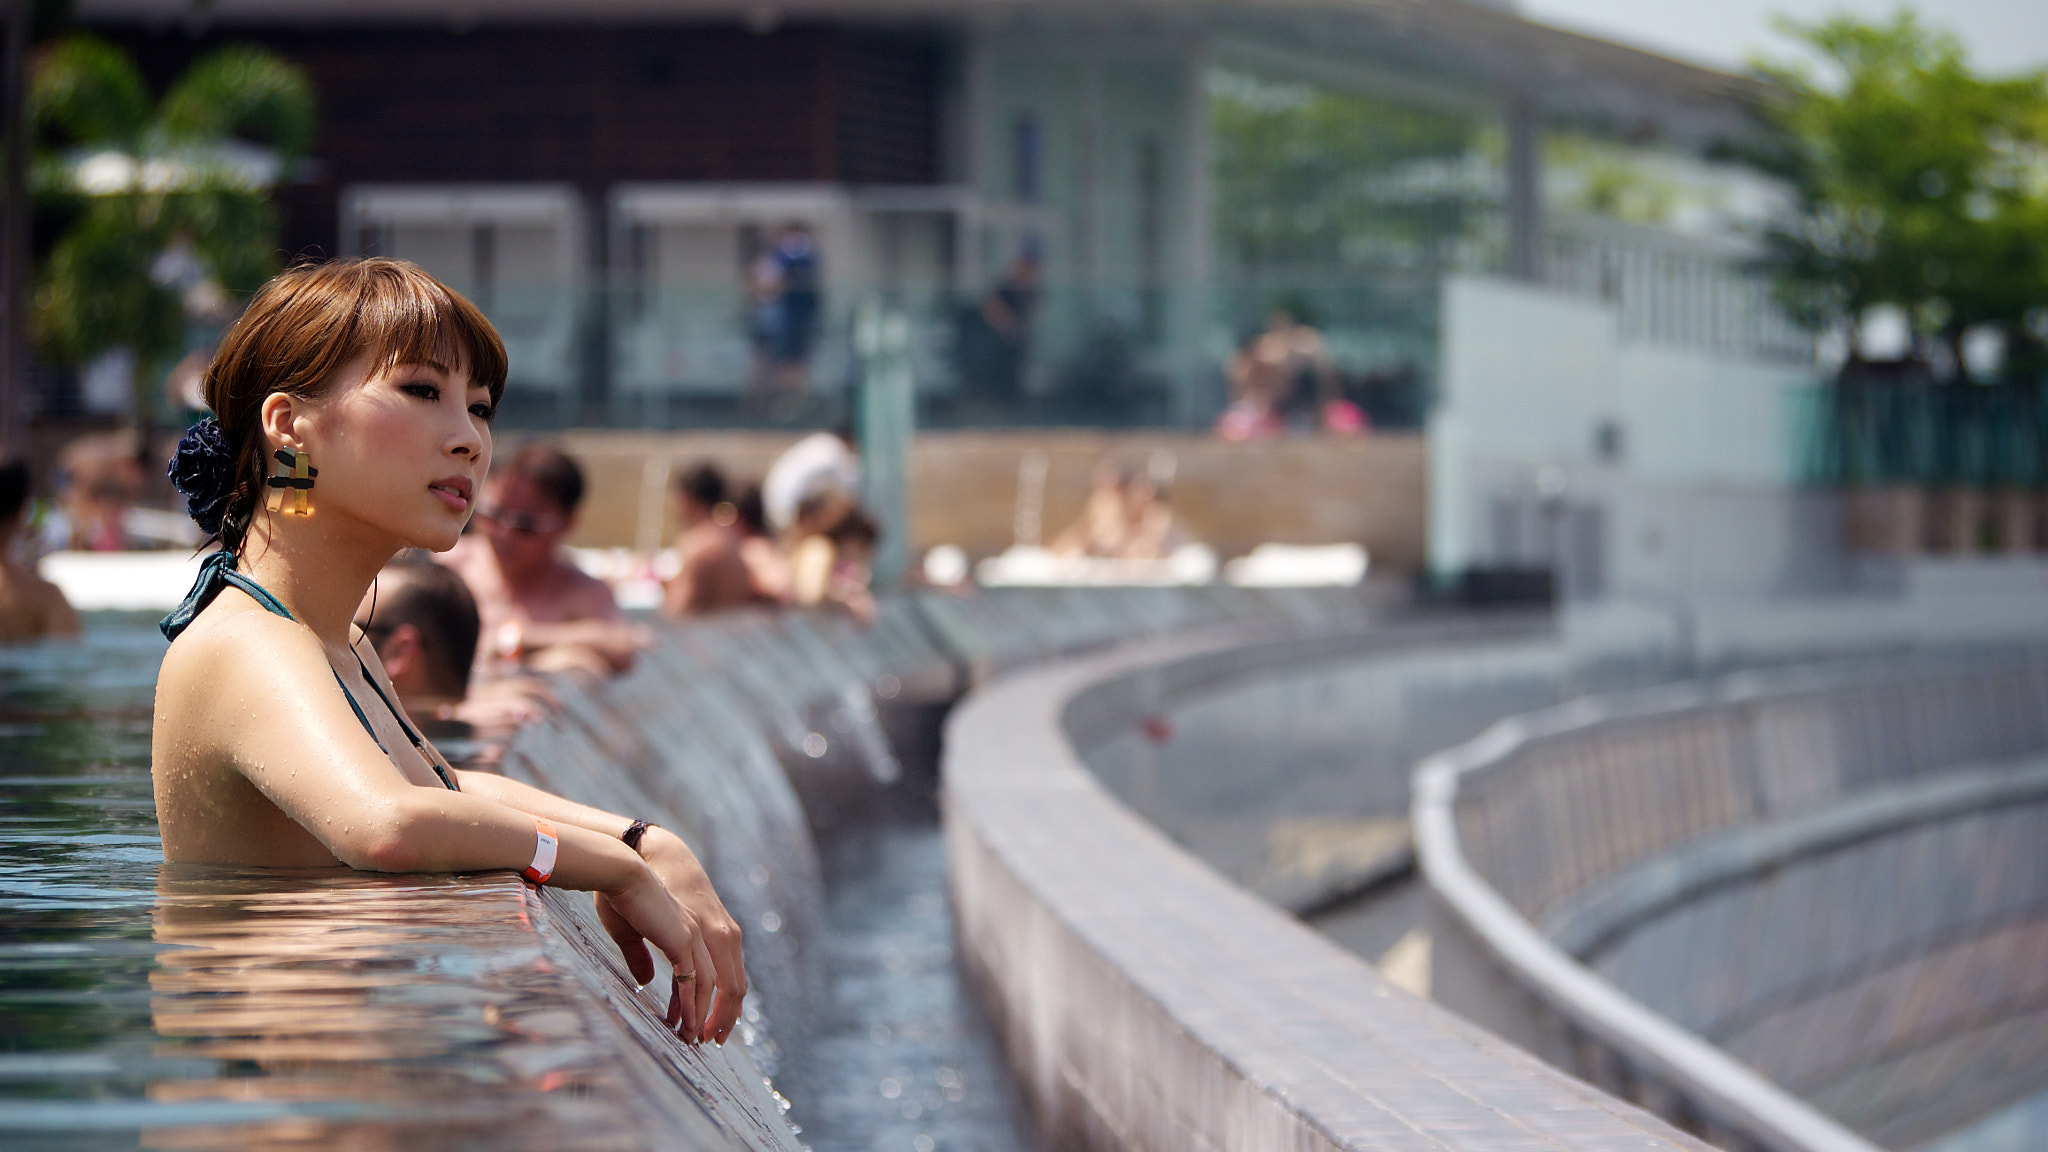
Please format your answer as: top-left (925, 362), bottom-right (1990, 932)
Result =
top-left (429, 477), bottom-right (472, 511)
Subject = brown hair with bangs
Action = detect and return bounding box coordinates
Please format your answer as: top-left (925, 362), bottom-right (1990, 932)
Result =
top-left (203, 258), bottom-right (507, 553)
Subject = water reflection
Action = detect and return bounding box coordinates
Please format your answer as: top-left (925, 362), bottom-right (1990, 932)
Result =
top-left (0, 619), bottom-right (663, 1150)
top-left (143, 866), bottom-right (647, 1151)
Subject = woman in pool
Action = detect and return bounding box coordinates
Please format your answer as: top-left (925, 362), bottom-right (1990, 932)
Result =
top-left (151, 258), bottom-right (745, 1044)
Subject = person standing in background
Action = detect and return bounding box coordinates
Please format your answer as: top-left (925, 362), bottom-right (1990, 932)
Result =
top-left (748, 223), bottom-right (822, 409)
top-left (0, 462), bottom-right (81, 642)
top-left (48, 434), bottom-right (146, 551)
top-left (958, 242), bottom-right (1041, 406)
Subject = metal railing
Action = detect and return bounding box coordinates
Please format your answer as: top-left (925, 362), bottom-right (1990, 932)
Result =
top-left (1809, 373), bottom-right (2047, 488)
top-left (1415, 650), bottom-right (2048, 1152)
top-left (1544, 216), bottom-right (1814, 364)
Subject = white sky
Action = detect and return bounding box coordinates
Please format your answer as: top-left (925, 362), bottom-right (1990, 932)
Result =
top-left (1516, 0), bottom-right (2048, 76)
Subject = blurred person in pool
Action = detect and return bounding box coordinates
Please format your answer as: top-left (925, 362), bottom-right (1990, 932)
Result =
top-left (356, 554), bottom-right (552, 734)
top-left (660, 462), bottom-right (763, 618)
top-left (730, 482), bottom-right (791, 604)
top-left (790, 489), bottom-right (879, 623)
top-left (440, 443), bottom-right (649, 678)
top-left (0, 460), bottom-right (81, 642)
top-left (150, 258), bottom-right (746, 1044)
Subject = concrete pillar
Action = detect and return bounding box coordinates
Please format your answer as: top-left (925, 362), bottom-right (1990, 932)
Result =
top-left (1505, 95), bottom-right (1543, 284)
top-left (1076, 50), bottom-right (1104, 289)
top-left (1173, 40), bottom-right (1213, 425)
top-left (1934, 488), bottom-right (1986, 553)
top-left (1846, 486), bottom-right (1926, 556)
top-left (1180, 42), bottom-right (1212, 290)
top-left (856, 305), bottom-right (915, 588)
top-left (1996, 490), bottom-right (2036, 553)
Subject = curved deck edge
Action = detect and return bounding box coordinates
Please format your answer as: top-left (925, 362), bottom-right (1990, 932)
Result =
top-left (944, 624), bottom-right (1717, 1152)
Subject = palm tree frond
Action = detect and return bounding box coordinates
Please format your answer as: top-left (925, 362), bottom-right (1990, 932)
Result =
top-left (157, 46), bottom-right (316, 162)
top-left (30, 34), bottom-right (150, 150)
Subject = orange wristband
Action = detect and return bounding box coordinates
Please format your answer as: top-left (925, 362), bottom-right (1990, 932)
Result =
top-left (521, 818), bottom-right (558, 886)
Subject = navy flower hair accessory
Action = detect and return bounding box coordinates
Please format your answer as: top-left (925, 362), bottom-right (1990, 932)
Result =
top-left (167, 417), bottom-right (237, 538)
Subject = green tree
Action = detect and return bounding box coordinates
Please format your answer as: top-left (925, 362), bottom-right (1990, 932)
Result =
top-left (1748, 10), bottom-right (2048, 377)
top-left (1209, 69), bottom-right (1491, 277)
top-left (29, 34), bottom-right (313, 417)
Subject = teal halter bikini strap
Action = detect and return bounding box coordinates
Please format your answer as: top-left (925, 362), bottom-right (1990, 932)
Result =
top-left (159, 550), bottom-right (255, 639)
top-left (347, 643), bottom-right (458, 791)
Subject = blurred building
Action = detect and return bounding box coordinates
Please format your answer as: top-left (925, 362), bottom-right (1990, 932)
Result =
top-left (80, 2), bottom-right (1769, 406)
top-left (77, 0), bottom-right (1832, 597)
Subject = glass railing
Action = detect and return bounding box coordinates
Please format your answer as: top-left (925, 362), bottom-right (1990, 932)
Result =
top-left (448, 278), bottom-right (1442, 433)
top-left (1809, 374), bottom-right (2048, 488)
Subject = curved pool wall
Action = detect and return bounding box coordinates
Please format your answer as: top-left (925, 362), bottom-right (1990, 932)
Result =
top-left (465, 585), bottom-right (1390, 1145)
top-left (942, 601), bottom-right (2048, 1152)
top-left (944, 619), bottom-right (1724, 1152)
top-left (1417, 650), bottom-right (2048, 1152)
top-left (1072, 616), bottom-right (1678, 913)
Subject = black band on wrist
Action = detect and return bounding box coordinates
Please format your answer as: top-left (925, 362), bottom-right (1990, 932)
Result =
top-left (621, 820), bottom-right (654, 852)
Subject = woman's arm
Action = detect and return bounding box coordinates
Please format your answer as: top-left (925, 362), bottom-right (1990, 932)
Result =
top-left (790, 536), bottom-right (834, 606)
top-left (455, 770), bottom-right (747, 1044)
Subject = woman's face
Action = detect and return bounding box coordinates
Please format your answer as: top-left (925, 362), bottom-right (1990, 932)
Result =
top-left (288, 353), bottom-right (494, 554)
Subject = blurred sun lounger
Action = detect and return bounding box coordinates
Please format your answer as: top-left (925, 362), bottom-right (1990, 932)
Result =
top-left (1221, 543), bottom-right (1369, 587)
top-left (39, 549), bottom-right (206, 611)
top-left (974, 544), bottom-right (1218, 587)
top-left (970, 541), bottom-right (1368, 588)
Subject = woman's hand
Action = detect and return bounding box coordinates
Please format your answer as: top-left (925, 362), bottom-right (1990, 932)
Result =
top-left (436, 770), bottom-right (748, 1043)
top-left (636, 827), bottom-right (748, 1045)
top-left (595, 867), bottom-right (720, 1043)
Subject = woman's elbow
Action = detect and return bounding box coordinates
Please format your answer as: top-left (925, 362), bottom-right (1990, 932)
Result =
top-left (331, 803), bottom-right (431, 873)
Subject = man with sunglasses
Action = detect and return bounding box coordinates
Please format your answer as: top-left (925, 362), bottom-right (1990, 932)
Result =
top-left (441, 444), bottom-right (648, 680)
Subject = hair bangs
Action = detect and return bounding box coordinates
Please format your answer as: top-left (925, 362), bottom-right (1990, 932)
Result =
top-left (353, 264), bottom-right (509, 404)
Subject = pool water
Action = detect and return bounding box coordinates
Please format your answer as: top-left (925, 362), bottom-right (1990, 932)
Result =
top-left (779, 797), bottom-right (1036, 1152)
top-left (0, 618), bottom-right (709, 1150)
top-left (0, 613), bottom-right (1036, 1152)
top-left (0, 615), bottom-right (168, 1146)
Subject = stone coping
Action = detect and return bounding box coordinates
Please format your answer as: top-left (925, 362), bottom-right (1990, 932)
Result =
top-left (944, 622), bottom-right (1716, 1152)
top-left (1409, 658), bottom-right (2048, 1152)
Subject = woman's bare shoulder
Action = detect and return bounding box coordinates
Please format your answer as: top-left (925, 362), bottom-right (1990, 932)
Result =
top-left (158, 592), bottom-right (326, 706)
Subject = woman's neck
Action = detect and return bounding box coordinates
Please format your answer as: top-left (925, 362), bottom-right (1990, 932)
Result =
top-left (235, 513), bottom-right (394, 646)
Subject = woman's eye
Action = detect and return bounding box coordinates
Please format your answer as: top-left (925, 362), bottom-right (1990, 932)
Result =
top-left (402, 382), bottom-right (441, 402)
top-left (469, 403), bottom-right (497, 422)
